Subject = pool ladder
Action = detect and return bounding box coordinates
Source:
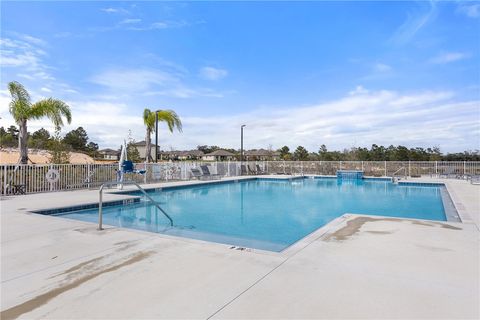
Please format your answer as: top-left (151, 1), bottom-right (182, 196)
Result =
top-left (98, 181), bottom-right (173, 230)
top-left (391, 167), bottom-right (407, 183)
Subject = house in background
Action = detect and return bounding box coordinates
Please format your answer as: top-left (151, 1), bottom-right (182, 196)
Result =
top-left (98, 148), bottom-right (119, 160)
top-left (245, 149), bottom-right (281, 161)
top-left (160, 150), bottom-right (205, 161)
top-left (202, 150), bottom-right (236, 161)
top-left (131, 141), bottom-right (160, 160)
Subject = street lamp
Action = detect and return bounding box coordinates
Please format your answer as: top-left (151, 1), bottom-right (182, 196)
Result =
top-left (155, 111), bottom-right (160, 163)
top-left (240, 125), bottom-right (246, 164)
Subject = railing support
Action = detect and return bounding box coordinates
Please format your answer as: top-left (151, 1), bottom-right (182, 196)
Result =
top-left (98, 181), bottom-right (173, 230)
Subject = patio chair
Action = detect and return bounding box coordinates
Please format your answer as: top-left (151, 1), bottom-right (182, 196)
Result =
top-left (248, 163), bottom-right (257, 175)
top-left (190, 168), bottom-right (204, 180)
top-left (469, 175), bottom-right (480, 185)
top-left (200, 165), bottom-right (222, 180)
top-left (121, 160), bottom-right (146, 174)
top-left (256, 164), bottom-right (267, 175)
top-left (439, 167), bottom-right (456, 179)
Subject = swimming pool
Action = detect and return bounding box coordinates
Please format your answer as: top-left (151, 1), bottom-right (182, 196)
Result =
top-left (40, 178), bottom-right (452, 252)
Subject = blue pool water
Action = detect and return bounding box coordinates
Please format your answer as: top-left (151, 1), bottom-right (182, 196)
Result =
top-left (49, 178), bottom-right (447, 251)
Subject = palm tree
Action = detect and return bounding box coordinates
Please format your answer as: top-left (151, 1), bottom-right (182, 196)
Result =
top-left (8, 81), bottom-right (72, 164)
top-left (143, 108), bottom-right (182, 162)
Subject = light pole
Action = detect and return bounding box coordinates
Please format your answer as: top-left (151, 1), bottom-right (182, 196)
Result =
top-left (155, 111), bottom-right (159, 163)
top-left (240, 125), bottom-right (246, 165)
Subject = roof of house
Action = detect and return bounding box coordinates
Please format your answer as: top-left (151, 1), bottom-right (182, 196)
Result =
top-left (161, 150), bottom-right (205, 157)
top-left (183, 150), bottom-right (205, 156)
top-left (245, 149), bottom-right (281, 156)
top-left (98, 148), bottom-right (119, 155)
top-left (204, 149), bottom-right (236, 157)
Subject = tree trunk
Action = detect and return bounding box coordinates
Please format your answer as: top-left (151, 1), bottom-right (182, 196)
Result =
top-left (18, 119), bottom-right (28, 164)
top-left (145, 128), bottom-right (152, 163)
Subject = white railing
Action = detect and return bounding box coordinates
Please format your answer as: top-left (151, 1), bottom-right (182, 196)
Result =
top-left (1, 161), bottom-right (479, 195)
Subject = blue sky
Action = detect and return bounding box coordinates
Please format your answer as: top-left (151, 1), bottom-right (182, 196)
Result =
top-left (1, 1), bottom-right (479, 152)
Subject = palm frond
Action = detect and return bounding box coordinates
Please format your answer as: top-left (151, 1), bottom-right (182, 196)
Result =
top-left (143, 108), bottom-right (156, 131)
top-left (31, 98), bottom-right (72, 128)
top-left (156, 109), bottom-right (183, 133)
top-left (8, 81), bottom-right (31, 122)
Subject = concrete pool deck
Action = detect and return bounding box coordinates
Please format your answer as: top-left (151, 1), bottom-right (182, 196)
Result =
top-left (1, 176), bottom-right (479, 319)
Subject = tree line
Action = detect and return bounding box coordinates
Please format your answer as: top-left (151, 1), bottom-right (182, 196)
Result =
top-left (277, 144), bottom-right (480, 161)
top-left (0, 125), bottom-right (99, 160)
top-left (2, 126), bottom-right (478, 163)
top-left (193, 145), bottom-right (479, 161)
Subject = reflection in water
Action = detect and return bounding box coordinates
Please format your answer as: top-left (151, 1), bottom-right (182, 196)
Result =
top-left (240, 182), bottom-right (244, 224)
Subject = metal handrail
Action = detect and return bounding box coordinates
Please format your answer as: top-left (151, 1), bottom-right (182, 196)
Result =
top-left (98, 181), bottom-right (173, 230)
top-left (391, 167), bottom-right (407, 182)
top-left (392, 167), bottom-right (407, 176)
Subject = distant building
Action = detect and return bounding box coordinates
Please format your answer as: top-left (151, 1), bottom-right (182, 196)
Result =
top-left (131, 141), bottom-right (159, 160)
top-left (202, 149), bottom-right (236, 161)
top-left (244, 149), bottom-right (281, 161)
top-left (98, 148), bottom-right (119, 160)
top-left (160, 150), bottom-right (204, 161)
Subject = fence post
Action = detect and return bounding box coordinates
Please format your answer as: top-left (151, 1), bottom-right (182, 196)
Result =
top-left (87, 164), bottom-right (91, 189)
top-left (361, 161), bottom-right (364, 172)
top-left (464, 161), bottom-right (466, 176)
top-left (408, 161), bottom-right (411, 177)
top-left (3, 165), bottom-right (6, 196)
top-left (144, 162), bottom-right (147, 183)
top-left (435, 161), bottom-right (438, 176)
top-left (384, 161), bottom-right (387, 176)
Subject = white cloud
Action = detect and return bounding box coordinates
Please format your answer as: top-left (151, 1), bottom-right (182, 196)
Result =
top-left (360, 63), bottom-right (394, 81)
top-left (40, 87), bottom-right (52, 93)
top-left (429, 52), bottom-right (471, 64)
top-left (119, 18), bottom-right (142, 24)
top-left (199, 67), bottom-right (228, 80)
top-left (390, 1), bottom-right (436, 45)
top-left (54, 32), bottom-right (73, 38)
top-left (90, 67), bottom-right (224, 99)
top-left (0, 35), bottom-right (54, 80)
top-left (456, 3), bottom-right (480, 18)
top-left (91, 19), bottom-right (191, 33)
top-left (373, 63), bottom-right (392, 73)
top-left (14, 34), bottom-right (47, 46)
top-left (154, 88), bottom-right (477, 153)
top-left (101, 7), bottom-right (129, 14)
top-left (348, 85), bottom-right (369, 95)
top-left (125, 20), bottom-right (189, 31)
top-left (145, 88), bottom-right (224, 99)
top-left (90, 69), bottom-right (178, 91)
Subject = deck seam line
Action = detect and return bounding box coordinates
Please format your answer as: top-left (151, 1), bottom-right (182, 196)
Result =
top-left (205, 224), bottom-right (334, 320)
